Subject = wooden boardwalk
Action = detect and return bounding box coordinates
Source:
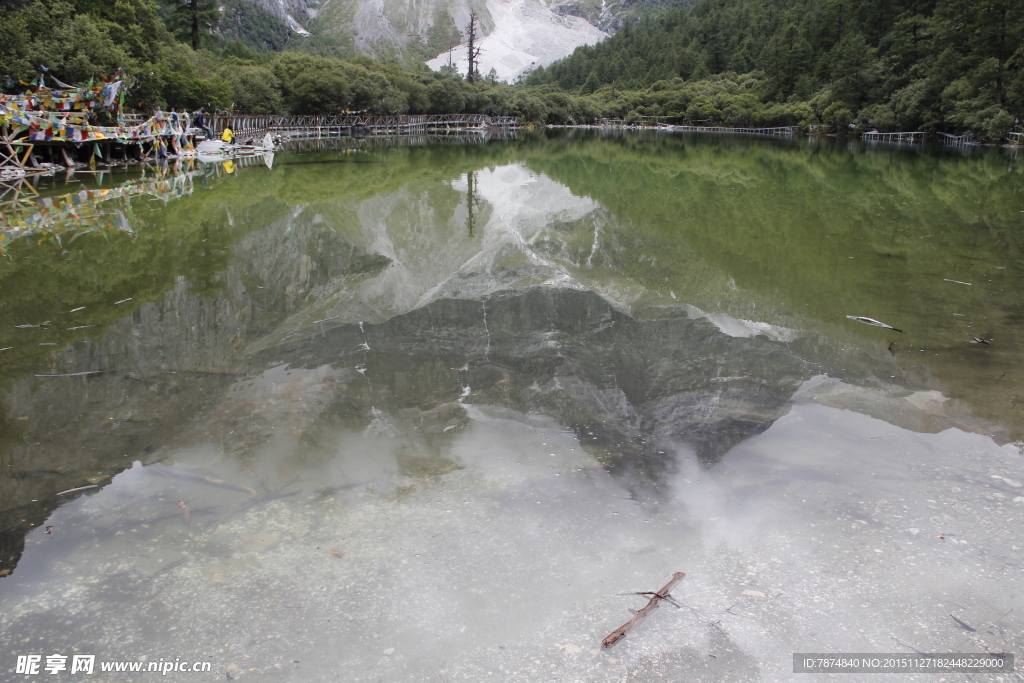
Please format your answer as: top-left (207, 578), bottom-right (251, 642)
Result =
top-left (865, 131), bottom-right (981, 146)
top-left (663, 125), bottom-right (795, 136)
top-left (590, 121), bottom-right (796, 136)
top-left (208, 114), bottom-right (521, 143)
top-left (0, 113), bottom-right (521, 173)
top-left (863, 131), bottom-right (927, 143)
top-left (937, 132), bottom-right (978, 146)
top-left (276, 129), bottom-right (519, 153)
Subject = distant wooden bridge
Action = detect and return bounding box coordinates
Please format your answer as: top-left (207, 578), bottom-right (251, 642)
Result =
top-left (207, 114), bottom-right (521, 143)
top-left (864, 131), bottom-right (980, 146)
top-left (663, 125), bottom-right (796, 136)
top-left (591, 121), bottom-right (796, 136)
top-left (276, 129), bottom-right (519, 153)
top-left (862, 130), bottom-right (927, 143)
top-left (936, 132), bottom-right (978, 146)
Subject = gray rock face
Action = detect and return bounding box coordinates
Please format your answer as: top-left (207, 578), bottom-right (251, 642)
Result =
top-left (242, 0), bottom-right (319, 23)
top-left (552, 0), bottom-right (676, 34)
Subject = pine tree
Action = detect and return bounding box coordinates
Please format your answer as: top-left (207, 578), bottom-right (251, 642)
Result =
top-left (165, 0), bottom-right (220, 51)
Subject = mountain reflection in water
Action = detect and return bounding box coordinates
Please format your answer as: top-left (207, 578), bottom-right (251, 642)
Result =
top-left (0, 134), bottom-right (1021, 677)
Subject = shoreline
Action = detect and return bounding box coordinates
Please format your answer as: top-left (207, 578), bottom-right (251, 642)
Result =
top-left (543, 123), bottom-right (1024, 147)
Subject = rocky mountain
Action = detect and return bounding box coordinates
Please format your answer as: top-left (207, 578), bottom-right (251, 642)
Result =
top-left (225, 0), bottom-right (319, 37)
top-left (235, 0), bottom-right (680, 81)
top-left (552, 0), bottom-right (679, 34)
top-left (424, 0), bottom-right (607, 82)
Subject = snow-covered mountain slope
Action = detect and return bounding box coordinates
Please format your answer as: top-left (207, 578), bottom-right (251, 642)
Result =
top-left (239, 0), bottom-right (607, 81)
top-left (425, 0), bottom-right (607, 82)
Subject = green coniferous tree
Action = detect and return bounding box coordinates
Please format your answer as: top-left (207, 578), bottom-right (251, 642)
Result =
top-left (164, 0), bottom-right (220, 51)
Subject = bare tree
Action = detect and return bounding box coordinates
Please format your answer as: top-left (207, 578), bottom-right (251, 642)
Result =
top-left (465, 13), bottom-right (482, 83)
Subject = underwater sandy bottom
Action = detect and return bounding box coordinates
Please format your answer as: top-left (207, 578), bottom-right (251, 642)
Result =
top-left (2, 381), bottom-right (1023, 683)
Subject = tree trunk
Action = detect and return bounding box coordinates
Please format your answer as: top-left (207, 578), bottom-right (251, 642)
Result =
top-left (466, 13), bottom-right (480, 83)
top-left (191, 0), bottom-right (200, 50)
top-left (996, 5), bottom-right (1006, 106)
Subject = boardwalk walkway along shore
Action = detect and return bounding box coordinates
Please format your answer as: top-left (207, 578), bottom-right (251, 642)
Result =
top-left (0, 112), bottom-right (522, 175)
top-left (575, 121), bottom-right (999, 146)
top-left (663, 124), bottom-right (795, 136)
top-left (862, 130), bottom-right (927, 143)
top-left (4, 104), bottom-right (1004, 179)
top-left (208, 114), bottom-right (522, 144)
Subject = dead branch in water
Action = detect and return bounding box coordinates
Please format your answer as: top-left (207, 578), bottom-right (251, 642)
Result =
top-left (35, 371), bottom-right (105, 377)
top-left (149, 463), bottom-right (257, 496)
top-left (55, 484), bottom-right (99, 496)
top-left (602, 572), bottom-right (686, 649)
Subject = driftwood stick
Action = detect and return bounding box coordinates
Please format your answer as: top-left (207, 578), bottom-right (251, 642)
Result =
top-left (602, 572), bottom-right (685, 649)
top-left (619, 591), bottom-right (683, 607)
top-left (55, 484), bottom-right (99, 496)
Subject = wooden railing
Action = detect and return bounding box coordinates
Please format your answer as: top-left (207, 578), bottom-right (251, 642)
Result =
top-left (936, 132), bottom-right (977, 146)
top-left (863, 131), bottom-right (928, 143)
top-left (207, 115), bottom-right (279, 140)
top-left (275, 129), bottom-right (521, 153)
top-left (205, 114), bottom-right (521, 142)
top-left (665, 125), bottom-right (796, 136)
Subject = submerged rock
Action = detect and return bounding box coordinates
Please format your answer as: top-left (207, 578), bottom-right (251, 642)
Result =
top-left (249, 287), bottom-right (812, 481)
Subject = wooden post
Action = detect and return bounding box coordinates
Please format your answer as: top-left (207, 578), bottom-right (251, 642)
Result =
top-left (20, 143), bottom-right (34, 166)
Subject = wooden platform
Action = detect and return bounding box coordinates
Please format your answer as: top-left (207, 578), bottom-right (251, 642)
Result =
top-left (208, 114), bottom-right (522, 144)
top-left (0, 114), bottom-right (523, 172)
top-left (663, 124), bottom-right (796, 136)
top-left (863, 131), bottom-right (927, 143)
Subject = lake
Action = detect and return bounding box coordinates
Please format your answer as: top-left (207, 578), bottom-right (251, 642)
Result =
top-left (1, 131), bottom-right (1022, 681)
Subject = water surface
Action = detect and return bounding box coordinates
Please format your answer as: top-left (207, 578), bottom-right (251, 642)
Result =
top-left (1, 132), bottom-right (1022, 681)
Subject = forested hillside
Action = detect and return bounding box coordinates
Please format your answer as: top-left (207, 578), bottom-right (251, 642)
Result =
top-left (1, 0), bottom-right (1022, 138)
top-left (0, 0), bottom-right (536, 116)
top-left (528, 0), bottom-right (1024, 137)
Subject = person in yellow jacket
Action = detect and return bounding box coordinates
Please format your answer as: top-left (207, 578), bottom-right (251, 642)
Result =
top-left (221, 127), bottom-right (234, 143)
